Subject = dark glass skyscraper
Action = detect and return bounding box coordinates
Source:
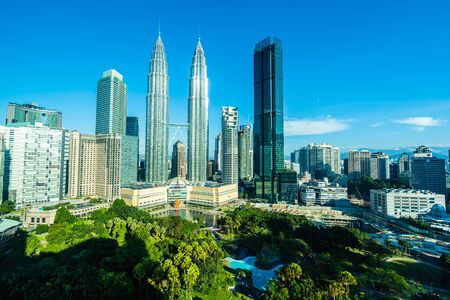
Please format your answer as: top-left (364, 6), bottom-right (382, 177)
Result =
top-left (126, 116), bottom-right (139, 178)
top-left (126, 116), bottom-right (139, 137)
top-left (410, 147), bottom-right (446, 195)
top-left (253, 37), bottom-right (284, 202)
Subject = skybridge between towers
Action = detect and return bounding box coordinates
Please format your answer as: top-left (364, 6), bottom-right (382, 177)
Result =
top-left (168, 123), bottom-right (189, 129)
top-left (168, 122), bottom-right (189, 147)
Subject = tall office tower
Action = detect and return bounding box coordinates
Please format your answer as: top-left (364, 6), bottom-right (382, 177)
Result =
top-left (96, 135), bottom-right (122, 201)
top-left (370, 152), bottom-right (390, 180)
top-left (221, 106), bottom-right (238, 184)
top-left (298, 147), bottom-right (309, 174)
top-left (390, 162), bottom-right (399, 180)
top-left (188, 38), bottom-right (209, 182)
top-left (6, 103), bottom-right (62, 129)
top-left (207, 160), bottom-right (218, 180)
top-left (254, 37), bottom-right (284, 202)
top-left (68, 132), bottom-right (122, 201)
top-left (96, 69), bottom-right (127, 135)
top-left (291, 149), bottom-right (299, 163)
top-left (292, 144), bottom-right (340, 179)
top-left (126, 116), bottom-right (139, 136)
top-left (138, 158), bottom-right (146, 182)
top-left (238, 124), bottom-right (253, 181)
top-left (348, 150), bottom-right (371, 180)
top-left (308, 143), bottom-right (341, 178)
top-left (60, 130), bottom-right (70, 198)
top-left (398, 152), bottom-right (410, 174)
top-left (146, 33), bottom-right (169, 184)
top-left (0, 134), bottom-right (5, 200)
top-left (0, 124), bottom-right (68, 208)
top-left (68, 132), bottom-right (97, 198)
top-left (126, 116), bottom-right (140, 175)
top-left (343, 158), bottom-right (349, 175)
top-left (121, 135), bottom-right (138, 184)
top-left (411, 145), bottom-right (446, 195)
top-left (214, 133), bottom-right (223, 171)
top-left (171, 140), bottom-right (187, 178)
top-left (332, 147), bottom-right (341, 175)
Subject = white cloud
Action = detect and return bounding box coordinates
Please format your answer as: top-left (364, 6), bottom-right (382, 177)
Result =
top-left (395, 117), bottom-right (445, 127)
top-left (370, 122), bottom-right (384, 128)
top-left (284, 117), bottom-right (350, 136)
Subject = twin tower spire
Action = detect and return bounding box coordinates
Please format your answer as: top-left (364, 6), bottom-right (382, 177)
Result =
top-left (145, 33), bottom-right (209, 183)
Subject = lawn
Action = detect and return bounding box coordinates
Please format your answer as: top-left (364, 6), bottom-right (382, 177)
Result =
top-left (386, 257), bottom-right (450, 296)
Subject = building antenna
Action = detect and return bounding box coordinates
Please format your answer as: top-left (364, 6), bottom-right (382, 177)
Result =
top-left (158, 19), bottom-right (161, 35)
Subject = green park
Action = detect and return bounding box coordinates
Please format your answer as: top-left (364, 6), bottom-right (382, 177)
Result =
top-left (1, 201), bottom-right (449, 299)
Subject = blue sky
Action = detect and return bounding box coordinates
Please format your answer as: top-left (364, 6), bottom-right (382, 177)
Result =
top-left (1, 0), bottom-right (450, 156)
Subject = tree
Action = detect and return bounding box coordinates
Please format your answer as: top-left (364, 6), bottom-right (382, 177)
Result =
top-left (339, 271), bottom-right (357, 296)
top-left (277, 263), bottom-right (303, 289)
top-left (25, 233), bottom-right (41, 256)
top-left (54, 207), bottom-right (76, 224)
top-left (106, 218), bottom-right (127, 246)
top-left (328, 281), bottom-right (345, 300)
top-left (0, 200), bottom-right (15, 215)
top-left (35, 224), bottom-right (49, 234)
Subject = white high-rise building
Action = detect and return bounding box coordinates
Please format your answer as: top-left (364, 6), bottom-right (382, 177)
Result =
top-left (370, 152), bottom-right (390, 180)
top-left (348, 150), bottom-right (371, 180)
top-left (0, 124), bottom-right (69, 208)
top-left (221, 107), bottom-right (238, 184)
top-left (146, 33), bottom-right (169, 184)
top-left (292, 143), bottom-right (340, 178)
top-left (188, 38), bottom-right (209, 182)
top-left (96, 69), bottom-right (127, 135)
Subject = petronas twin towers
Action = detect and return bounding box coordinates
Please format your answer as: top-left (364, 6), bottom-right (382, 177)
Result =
top-left (145, 33), bottom-right (209, 183)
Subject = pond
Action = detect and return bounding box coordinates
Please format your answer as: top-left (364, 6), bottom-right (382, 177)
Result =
top-left (145, 207), bottom-right (222, 227)
top-left (225, 256), bottom-right (284, 291)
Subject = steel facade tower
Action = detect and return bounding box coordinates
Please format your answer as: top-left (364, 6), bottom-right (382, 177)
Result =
top-left (188, 38), bottom-right (209, 182)
top-left (238, 124), bottom-right (253, 181)
top-left (253, 37), bottom-right (284, 202)
top-left (146, 33), bottom-right (169, 184)
top-left (221, 106), bottom-right (238, 184)
top-left (214, 133), bottom-right (223, 171)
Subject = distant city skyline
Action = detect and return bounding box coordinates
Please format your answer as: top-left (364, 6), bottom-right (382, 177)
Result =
top-left (1, 1), bottom-right (450, 156)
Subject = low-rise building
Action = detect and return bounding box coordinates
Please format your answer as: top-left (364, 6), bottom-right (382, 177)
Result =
top-left (299, 187), bottom-right (316, 205)
top-left (24, 201), bottom-right (111, 226)
top-left (24, 209), bottom-right (56, 226)
top-left (70, 202), bottom-right (111, 218)
top-left (299, 181), bottom-right (348, 206)
top-left (370, 189), bottom-right (446, 219)
top-left (0, 218), bottom-right (22, 247)
top-left (121, 184), bottom-right (168, 209)
top-left (188, 183), bottom-right (238, 207)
